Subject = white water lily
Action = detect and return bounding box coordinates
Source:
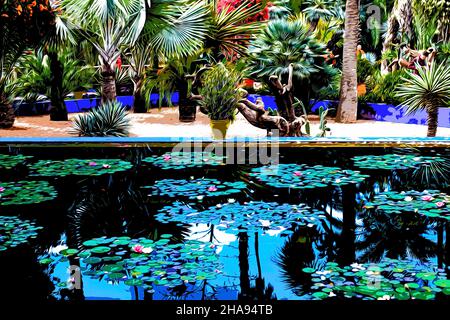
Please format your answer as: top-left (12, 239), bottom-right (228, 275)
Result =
top-left (142, 247), bottom-right (153, 254)
top-left (404, 196), bottom-right (413, 202)
top-left (328, 292), bottom-right (336, 297)
top-left (377, 295), bottom-right (391, 300)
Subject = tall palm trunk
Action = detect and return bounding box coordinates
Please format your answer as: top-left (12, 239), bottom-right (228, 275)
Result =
top-left (336, 0), bottom-right (359, 123)
top-left (0, 96), bottom-right (15, 129)
top-left (427, 105), bottom-right (438, 137)
top-left (48, 51), bottom-right (68, 121)
top-left (101, 63), bottom-right (116, 104)
top-left (133, 78), bottom-right (147, 113)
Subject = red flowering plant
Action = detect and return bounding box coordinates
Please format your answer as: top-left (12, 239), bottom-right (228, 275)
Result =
top-left (217, 0), bottom-right (271, 22)
top-left (0, 0), bottom-right (55, 45)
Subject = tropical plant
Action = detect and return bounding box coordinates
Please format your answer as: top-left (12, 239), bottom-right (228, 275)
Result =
top-left (335, 0), bottom-right (360, 123)
top-left (15, 49), bottom-right (95, 104)
top-left (396, 62), bottom-right (450, 137)
top-left (364, 69), bottom-right (409, 105)
top-left (303, 0), bottom-right (336, 30)
top-left (204, 0), bottom-right (266, 60)
top-left (357, 56), bottom-right (376, 84)
top-left (0, 0), bottom-right (54, 128)
top-left (71, 101), bottom-right (131, 137)
top-left (246, 17), bottom-right (336, 112)
top-left (199, 63), bottom-right (240, 121)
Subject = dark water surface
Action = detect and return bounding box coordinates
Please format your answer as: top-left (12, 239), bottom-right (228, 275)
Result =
top-left (1, 145), bottom-right (449, 301)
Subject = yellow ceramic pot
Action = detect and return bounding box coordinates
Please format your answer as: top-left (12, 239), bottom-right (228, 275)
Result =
top-left (210, 119), bottom-right (231, 139)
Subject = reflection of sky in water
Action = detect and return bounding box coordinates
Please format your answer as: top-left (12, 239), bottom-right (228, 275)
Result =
top-left (49, 226), bottom-right (303, 300)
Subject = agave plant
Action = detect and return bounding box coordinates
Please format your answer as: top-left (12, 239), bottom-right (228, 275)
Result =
top-left (71, 101), bottom-right (131, 137)
top-left (396, 62), bottom-right (450, 137)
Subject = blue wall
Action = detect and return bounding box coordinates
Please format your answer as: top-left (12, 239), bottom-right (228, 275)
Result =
top-left (13, 94), bottom-right (450, 128)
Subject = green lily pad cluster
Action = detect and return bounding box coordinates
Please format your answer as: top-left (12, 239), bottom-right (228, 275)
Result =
top-left (0, 154), bottom-right (33, 170)
top-left (52, 236), bottom-right (221, 291)
top-left (156, 201), bottom-right (326, 235)
top-left (365, 190), bottom-right (450, 221)
top-left (29, 159), bottom-right (133, 177)
top-left (0, 216), bottom-right (43, 251)
top-left (143, 152), bottom-right (225, 170)
top-left (0, 180), bottom-right (57, 206)
top-left (149, 178), bottom-right (247, 199)
top-left (248, 164), bottom-right (368, 190)
top-left (352, 154), bottom-right (446, 170)
top-left (304, 259), bottom-right (450, 300)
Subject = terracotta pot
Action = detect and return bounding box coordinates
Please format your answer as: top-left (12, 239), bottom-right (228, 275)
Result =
top-left (210, 119), bottom-right (231, 139)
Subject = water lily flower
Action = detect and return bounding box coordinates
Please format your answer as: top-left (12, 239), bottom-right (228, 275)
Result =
top-left (436, 201), bottom-right (446, 208)
top-left (421, 195), bottom-right (433, 201)
top-left (132, 245), bottom-right (144, 253)
top-left (102, 164), bottom-right (111, 169)
top-left (404, 196), bottom-right (413, 202)
top-left (142, 247), bottom-right (153, 254)
top-left (163, 155), bottom-right (171, 161)
top-left (377, 295), bottom-right (391, 300)
top-left (0, 187), bottom-right (4, 192)
top-left (335, 178), bottom-right (342, 184)
top-left (293, 171), bottom-right (302, 177)
top-left (88, 162), bottom-right (97, 166)
top-left (209, 244), bottom-right (216, 249)
top-left (328, 292), bottom-right (336, 297)
top-left (208, 186), bottom-right (218, 192)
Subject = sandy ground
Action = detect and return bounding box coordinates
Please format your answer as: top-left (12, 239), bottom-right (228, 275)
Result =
top-left (1, 107), bottom-right (449, 138)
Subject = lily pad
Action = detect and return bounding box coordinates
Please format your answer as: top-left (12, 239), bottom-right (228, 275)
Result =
top-left (142, 152), bottom-right (225, 170)
top-left (352, 154), bottom-right (446, 171)
top-left (28, 159), bottom-right (133, 177)
top-left (0, 154), bottom-right (33, 170)
top-left (0, 180), bottom-right (57, 206)
top-left (148, 178), bottom-right (247, 199)
top-left (156, 201), bottom-right (326, 235)
top-left (248, 164), bottom-right (368, 190)
top-left (0, 216), bottom-right (43, 250)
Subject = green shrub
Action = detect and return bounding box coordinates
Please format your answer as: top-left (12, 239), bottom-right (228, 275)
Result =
top-left (363, 69), bottom-right (409, 105)
top-left (357, 56), bottom-right (376, 84)
top-left (199, 63), bottom-right (241, 121)
top-left (71, 101), bottom-right (130, 137)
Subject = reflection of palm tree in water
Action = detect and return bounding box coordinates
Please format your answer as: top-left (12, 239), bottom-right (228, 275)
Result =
top-left (238, 232), bottom-right (276, 301)
top-left (357, 211), bottom-right (438, 263)
top-left (274, 227), bottom-right (324, 295)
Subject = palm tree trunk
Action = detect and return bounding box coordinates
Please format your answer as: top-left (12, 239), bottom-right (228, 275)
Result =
top-left (48, 51), bottom-right (68, 121)
top-left (133, 78), bottom-right (147, 113)
top-left (427, 105), bottom-right (439, 137)
top-left (101, 64), bottom-right (116, 104)
top-left (336, 0), bottom-right (360, 123)
top-left (0, 96), bottom-right (15, 128)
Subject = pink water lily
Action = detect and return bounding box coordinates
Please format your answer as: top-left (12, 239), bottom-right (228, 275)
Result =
top-left (163, 155), bottom-right (171, 161)
top-left (293, 171), bottom-right (303, 177)
top-left (132, 245), bottom-right (144, 253)
top-left (0, 187), bottom-right (5, 192)
top-left (436, 201), bottom-right (446, 208)
top-left (421, 195), bottom-right (433, 201)
top-left (102, 164), bottom-right (111, 169)
top-left (208, 186), bottom-right (218, 192)
top-left (209, 244), bottom-right (216, 249)
top-left (88, 162), bottom-right (97, 166)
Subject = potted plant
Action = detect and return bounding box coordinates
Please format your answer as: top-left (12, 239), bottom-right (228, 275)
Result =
top-left (199, 63), bottom-right (240, 139)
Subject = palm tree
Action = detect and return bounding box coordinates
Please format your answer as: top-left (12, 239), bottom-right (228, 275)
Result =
top-left (61, 0), bottom-right (148, 103)
top-left (335, 0), bottom-right (360, 123)
top-left (127, 1), bottom-right (209, 113)
top-left (303, 0), bottom-right (335, 31)
top-left (15, 49), bottom-right (95, 106)
top-left (396, 62), bottom-right (450, 137)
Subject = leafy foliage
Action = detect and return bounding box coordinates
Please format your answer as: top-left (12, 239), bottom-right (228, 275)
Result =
top-left (0, 154), bottom-right (33, 170)
top-left (71, 101), bottom-right (131, 137)
top-left (199, 63), bottom-right (241, 121)
top-left (352, 154), bottom-right (447, 170)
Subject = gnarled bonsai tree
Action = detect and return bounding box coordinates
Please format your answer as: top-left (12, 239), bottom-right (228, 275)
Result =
top-left (240, 17), bottom-right (336, 136)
